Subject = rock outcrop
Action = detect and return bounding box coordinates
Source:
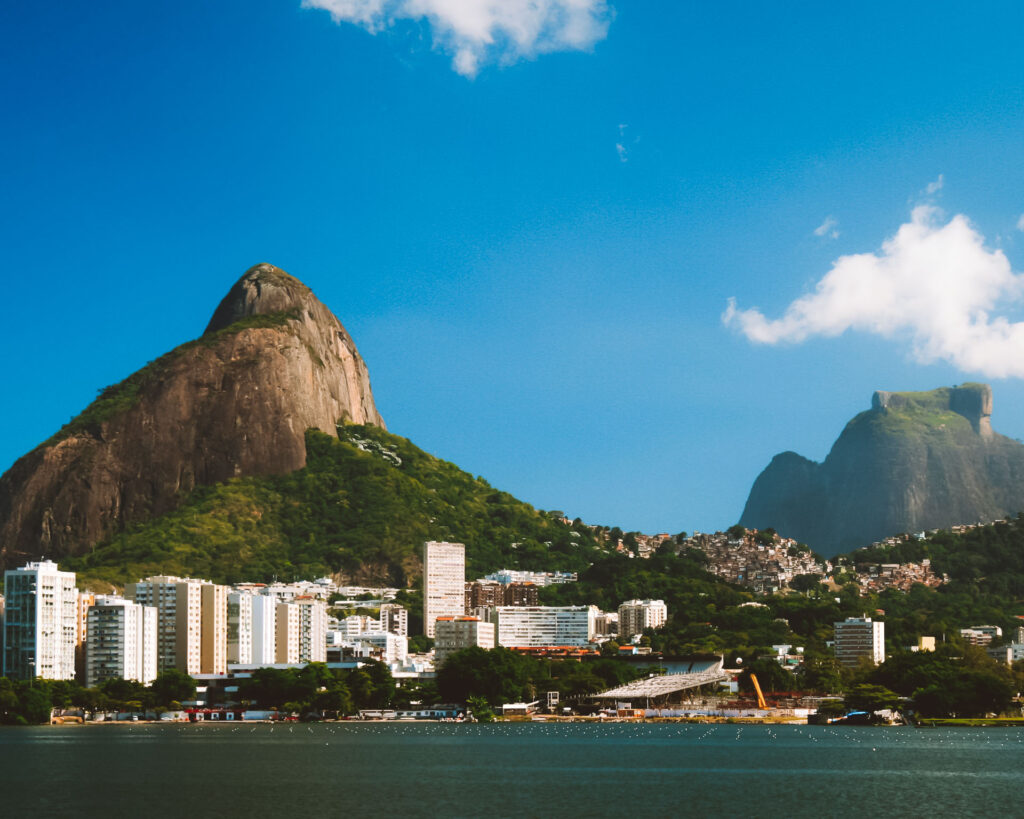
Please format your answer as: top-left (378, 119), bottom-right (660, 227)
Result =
top-left (739, 384), bottom-right (1024, 556)
top-left (0, 264), bottom-right (384, 569)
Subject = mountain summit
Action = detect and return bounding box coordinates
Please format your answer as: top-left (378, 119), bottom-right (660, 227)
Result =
top-left (739, 384), bottom-right (1024, 556)
top-left (0, 264), bottom-right (384, 569)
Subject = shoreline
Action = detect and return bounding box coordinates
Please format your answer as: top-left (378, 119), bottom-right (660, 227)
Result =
top-left (31, 715), bottom-right (1024, 728)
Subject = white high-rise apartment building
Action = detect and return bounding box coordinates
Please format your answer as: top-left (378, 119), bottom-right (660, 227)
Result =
top-left (492, 606), bottom-right (597, 648)
top-left (617, 599), bottom-right (668, 639)
top-left (85, 596), bottom-right (157, 687)
top-left (834, 616), bottom-right (886, 667)
top-left (423, 541), bottom-right (465, 637)
top-left (126, 576), bottom-right (203, 674)
top-left (296, 596), bottom-right (327, 663)
top-left (276, 602), bottom-right (301, 664)
top-left (251, 595), bottom-right (277, 666)
top-left (2, 561), bottom-right (77, 680)
top-left (227, 591), bottom-right (254, 665)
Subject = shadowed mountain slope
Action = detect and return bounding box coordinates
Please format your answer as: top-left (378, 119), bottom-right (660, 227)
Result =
top-left (740, 384), bottom-right (1024, 556)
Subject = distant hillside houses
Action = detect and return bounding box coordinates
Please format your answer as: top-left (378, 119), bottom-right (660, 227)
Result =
top-left (865, 522), bottom-right (1007, 551)
top-left (586, 521), bottom-right (952, 597)
top-left (847, 560), bottom-right (946, 593)
top-left (677, 528), bottom-right (824, 594)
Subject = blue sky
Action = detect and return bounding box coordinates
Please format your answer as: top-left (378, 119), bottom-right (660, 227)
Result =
top-left (4, 2), bottom-right (1024, 535)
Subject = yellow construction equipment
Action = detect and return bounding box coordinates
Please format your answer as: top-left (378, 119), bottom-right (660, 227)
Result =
top-left (749, 673), bottom-right (768, 710)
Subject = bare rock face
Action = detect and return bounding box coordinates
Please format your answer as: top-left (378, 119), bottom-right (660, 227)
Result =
top-left (740, 384), bottom-right (1024, 556)
top-left (0, 264), bottom-right (384, 569)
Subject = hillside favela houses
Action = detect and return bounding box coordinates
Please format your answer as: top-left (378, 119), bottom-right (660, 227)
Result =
top-left (2, 527), bottom-right (1021, 724)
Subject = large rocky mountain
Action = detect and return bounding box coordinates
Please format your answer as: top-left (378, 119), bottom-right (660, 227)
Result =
top-left (739, 384), bottom-right (1024, 557)
top-left (0, 264), bottom-right (385, 570)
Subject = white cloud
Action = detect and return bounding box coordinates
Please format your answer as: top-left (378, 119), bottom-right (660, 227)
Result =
top-left (925, 174), bottom-right (945, 195)
top-left (723, 205), bottom-right (1024, 378)
top-left (302, 0), bottom-right (612, 77)
top-left (1017, 214), bottom-right (1024, 232)
top-left (813, 215), bottom-right (839, 239)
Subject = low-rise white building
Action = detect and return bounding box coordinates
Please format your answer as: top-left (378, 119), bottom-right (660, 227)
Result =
top-left (491, 606), bottom-right (596, 648)
top-left (336, 615), bottom-right (380, 640)
top-left (480, 570), bottom-right (577, 587)
top-left (960, 625), bottom-right (1002, 646)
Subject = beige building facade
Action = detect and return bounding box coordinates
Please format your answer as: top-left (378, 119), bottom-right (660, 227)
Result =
top-left (434, 616), bottom-right (496, 667)
top-left (201, 583), bottom-right (228, 674)
top-left (276, 602), bottom-right (301, 664)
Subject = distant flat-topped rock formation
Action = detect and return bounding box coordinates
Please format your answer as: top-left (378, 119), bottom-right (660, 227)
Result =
top-left (0, 264), bottom-right (385, 569)
top-left (739, 384), bottom-right (1024, 556)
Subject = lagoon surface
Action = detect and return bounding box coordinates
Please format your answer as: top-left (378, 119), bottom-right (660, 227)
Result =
top-left (2, 722), bottom-right (1022, 817)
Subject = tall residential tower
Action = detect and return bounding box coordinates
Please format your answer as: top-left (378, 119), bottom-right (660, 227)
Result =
top-left (423, 541), bottom-right (465, 638)
top-left (2, 561), bottom-right (77, 680)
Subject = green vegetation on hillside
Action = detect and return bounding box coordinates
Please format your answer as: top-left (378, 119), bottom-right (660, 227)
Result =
top-left (846, 402), bottom-right (972, 439)
top-left (45, 311), bottom-right (300, 446)
top-left (846, 516), bottom-right (1024, 599)
top-left (824, 517), bottom-right (1024, 655)
top-left (67, 424), bottom-right (604, 587)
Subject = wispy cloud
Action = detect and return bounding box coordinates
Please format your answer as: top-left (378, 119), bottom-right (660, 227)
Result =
top-left (302, 0), bottom-right (613, 77)
top-left (925, 173), bottom-right (945, 195)
top-left (723, 206), bottom-right (1024, 378)
top-left (615, 123), bottom-right (629, 162)
top-left (1017, 213), bottom-right (1024, 232)
top-left (813, 215), bottom-right (839, 240)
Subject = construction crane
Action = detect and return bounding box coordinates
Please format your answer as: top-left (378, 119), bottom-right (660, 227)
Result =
top-left (749, 673), bottom-right (768, 710)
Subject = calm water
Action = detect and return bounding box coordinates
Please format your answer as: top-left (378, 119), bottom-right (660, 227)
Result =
top-left (2, 722), bottom-right (1022, 817)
